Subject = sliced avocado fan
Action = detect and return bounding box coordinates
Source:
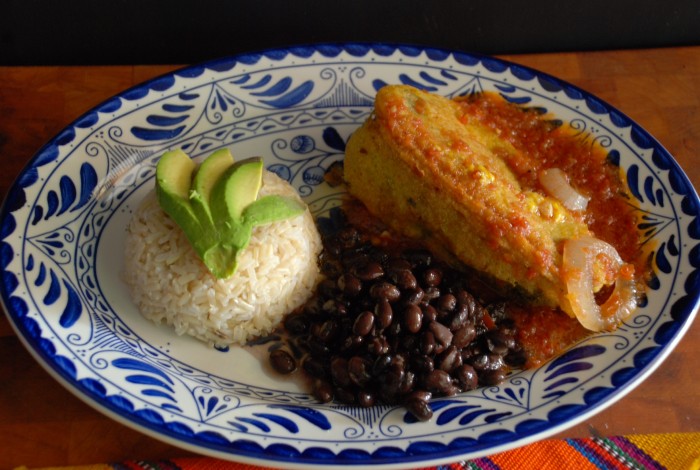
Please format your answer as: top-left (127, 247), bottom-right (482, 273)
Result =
top-left (155, 148), bottom-right (306, 279)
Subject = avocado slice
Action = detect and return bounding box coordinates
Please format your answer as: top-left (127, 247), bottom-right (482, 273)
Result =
top-left (155, 149), bottom-right (198, 230)
top-left (202, 198), bottom-right (306, 279)
top-left (190, 148), bottom-right (235, 224)
top-left (155, 149), bottom-right (216, 257)
top-left (210, 157), bottom-right (264, 225)
top-left (155, 149), bottom-right (308, 279)
top-left (242, 195), bottom-right (305, 226)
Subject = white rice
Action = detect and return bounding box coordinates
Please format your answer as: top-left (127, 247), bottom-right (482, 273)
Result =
top-left (123, 170), bottom-right (323, 347)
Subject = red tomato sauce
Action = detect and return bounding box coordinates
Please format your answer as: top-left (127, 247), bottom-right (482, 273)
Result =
top-left (456, 92), bottom-right (642, 266)
top-left (454, 92), bottom-right (645, 367)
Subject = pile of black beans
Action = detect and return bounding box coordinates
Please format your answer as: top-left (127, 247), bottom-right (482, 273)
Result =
top-left (266, 208), bottom-right (526, 421)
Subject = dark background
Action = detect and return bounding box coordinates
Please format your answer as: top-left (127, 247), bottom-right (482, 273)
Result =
top-left (2, 0), bottom-right (700, 66)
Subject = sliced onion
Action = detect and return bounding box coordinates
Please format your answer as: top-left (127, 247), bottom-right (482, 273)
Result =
top-left (562, 237), bottom-right (637, 332)
top-left (539, 168), bottom-right (589, 211)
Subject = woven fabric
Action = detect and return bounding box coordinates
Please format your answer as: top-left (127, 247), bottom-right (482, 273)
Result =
top-left (19, 433), bottom-right (700, 470)
top-left (469, 433), bottom-right (700, 469)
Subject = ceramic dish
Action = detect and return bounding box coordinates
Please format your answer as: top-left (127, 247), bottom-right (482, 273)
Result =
top-left (2, 44), bottom-right (699, 469)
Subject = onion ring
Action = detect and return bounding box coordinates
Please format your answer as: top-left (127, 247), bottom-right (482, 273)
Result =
top-left (562, 237), bottom-right (637, 331)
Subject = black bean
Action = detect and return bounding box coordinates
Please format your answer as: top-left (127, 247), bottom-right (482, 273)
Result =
top-left (313, 319), bottom-right (339, 343)
top-left (428, 321), bottom-right (453, 352)
top-left (436, 345), bottom-right (462, 372)
top-left (393, 270), bottom-right (418, 290)
top-left (456, 289), bottom-right (475, 308)
top-left (505, 348), bottom-right (527, 368)
top-left (353, 261), bottom-right (385, 281)
top-left (402, 287), bottom-right (425, 305)
top-left (486, 353), bottom-right (506, 371)
top-left (455, 364), bottom-right (478, 391)
top-left (373, 354), bottom-right (393, 376)
top-left (404, 304), bottom-right (423, 333)
top-left (342, 250), bottom-right (370, 270)
top-left (448, 306), bottom-right (469, 331)
top-left (400, 370), bottom-right (416, 394)
top-left (422, 267), bottom-right (443, 287)
top-left (277, 208), bottom-right (528, 419)
top-left (437, 293), bottom-right (457, 313)
top-left (284, 312), bottom-right (310, 335)
top-left (380, 366), bottom-right (405, 402)
top-left (336, 302), bottom-right (350, 317)
top-left (452, 324), bottom-right (477, 348)
top-left (313, 379), bottom-right (334, 403)
top-left (423, 286), bottom-right (441, 302)
top-left (425, 369), bottom-right (454, 394)
top-left (367, 336), bottom-right (390, 356)
top-left (420, 331), bottom-right (436, 356)
top-left (348, 356), bottom-right (372, 387)
top-left (330, 357), bottom-right (351, 387)
top-left (421, 304), bottom-right (438, 324)
top-left (457, 289), bottom-right (479, 318)
top-left (405, 395), bottom-right (433, 421)
top-left (335, 387), bottom-right (356, 404)
top-left (337, 273), bottom-right (362, 297)
top-left (485, 330), bottom-right (514, 355)
top-left (269, 349), bottom-right (297, 374)
top-left (463, 341), bottom-right (483, 357)
top-left (480, 367), bottom-right (507, 386)
top-left (469, 353), bottom-right (506, 371)
top-left (411, 354), bottom-right (435, 374)
top-left (407, 390), bottom-right (432, 402)
top-left (318, 279), bottom-right (339, 299)
top-left (468, 353), bottom-right (490, 371)
top-left (390, 353), bottom-right (408, 370)
top-left (375, 299), bottom-right (393, 329)
top-left (353, 311), bottom-right (375, 336)
top-left (339, 334), bottom-right (364, 353)
top-left (304, 302), bottom-right (324, 320)
top-left (357, 390), bottom-right (376, 407)
top-left (307, 336), bottom-right (331, 357)
top-left (318, 251), bottom-right (342, 277)
top-left (385, 257), bottom-right (412, 273)
top-left (369, 282), bottom-right (401, 302)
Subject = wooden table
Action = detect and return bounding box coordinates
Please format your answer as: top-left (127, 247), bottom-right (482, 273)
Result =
top-left (1, 46), bottom-right (699, 468)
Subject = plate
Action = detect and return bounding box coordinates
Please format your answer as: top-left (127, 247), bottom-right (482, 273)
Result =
top-left (2, 44), bottom-right (699, 469)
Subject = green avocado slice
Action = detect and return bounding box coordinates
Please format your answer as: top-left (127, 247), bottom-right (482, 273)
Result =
top-left (209, 157), bottom-right (264, 226)
top-left (156, 149), bottom-right (196, 216)
top-left (155, 149), bottom-right (213, 255)
top-left (155, 150), bottom-right (307, 279)
top-left (190, 148), bottom-right (235, 225)
top-left (242, 195), bottom-right (305, 226)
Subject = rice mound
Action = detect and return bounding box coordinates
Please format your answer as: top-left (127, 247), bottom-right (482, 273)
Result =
top-left (123, 170), bottom-right (323, 347)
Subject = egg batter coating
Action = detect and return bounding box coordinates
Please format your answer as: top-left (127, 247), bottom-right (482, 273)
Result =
top-left (344, 85), bottom-right (633, 327)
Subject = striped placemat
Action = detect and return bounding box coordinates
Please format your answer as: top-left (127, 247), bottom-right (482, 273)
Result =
top-left (17, 432), bottom-right (700, 470)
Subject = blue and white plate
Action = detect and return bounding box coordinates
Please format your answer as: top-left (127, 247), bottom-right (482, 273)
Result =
top-left (2, 44), bottom-right (699, 468)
